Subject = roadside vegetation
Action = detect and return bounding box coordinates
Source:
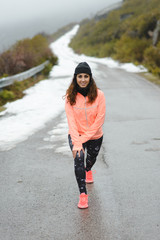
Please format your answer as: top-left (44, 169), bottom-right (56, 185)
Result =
top-left (0, 33), bottom-right (58, 109)
top-left (0, 33), bottom-right (57, 77)
top-left (70, 0), bottom-right (160, 83)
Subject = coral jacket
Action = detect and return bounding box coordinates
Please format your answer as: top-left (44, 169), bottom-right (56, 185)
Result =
top-left (65, 89), bottom-right (106, 151)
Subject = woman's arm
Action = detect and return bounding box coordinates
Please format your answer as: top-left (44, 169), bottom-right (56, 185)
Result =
top-left (65, 97), bottom-right (83, 151)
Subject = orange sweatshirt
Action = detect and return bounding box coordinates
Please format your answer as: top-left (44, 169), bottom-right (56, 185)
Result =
top-left (65, 89), bottom-right (106, 151)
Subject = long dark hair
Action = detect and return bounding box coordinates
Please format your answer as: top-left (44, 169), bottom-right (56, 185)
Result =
top-left (66, 75), bottom-right (98, 106)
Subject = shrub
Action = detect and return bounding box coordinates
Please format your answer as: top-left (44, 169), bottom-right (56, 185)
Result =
top-left (0, 90), bottom-right (15, 101)
top-left (144, 43), bottom-right (160, 75)
top-left (99, 41), bottom-right (116, 57)
top-left (0, 73), bottom-right (9, 79)
top-left (48, 55), bottom-right (58, 65)
top-left (114, 35), bottom-right (150, 62)
top-left (42, 63), bottom-right (53, 76)
top-left (128, 13), bottom-right (158, 38)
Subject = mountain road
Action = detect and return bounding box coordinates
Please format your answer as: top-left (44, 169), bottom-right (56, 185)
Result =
top-left (0, 63), bottom-right (160, 240)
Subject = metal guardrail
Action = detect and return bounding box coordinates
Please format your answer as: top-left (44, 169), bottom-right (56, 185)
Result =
top-left (0, 60), bottom-right (49, 89)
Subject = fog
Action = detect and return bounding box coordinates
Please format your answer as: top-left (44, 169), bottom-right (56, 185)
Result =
top-left (0, 0), bottom-right (122, 51)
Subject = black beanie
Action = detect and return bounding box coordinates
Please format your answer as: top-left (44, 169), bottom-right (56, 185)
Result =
top-left (74, 62), bottom-right (92, 76)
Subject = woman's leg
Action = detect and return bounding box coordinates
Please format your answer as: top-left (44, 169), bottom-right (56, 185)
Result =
top-left (85, 136), bottom-right (103, 172)
top-left (68, 135), bottom-right (87, 194)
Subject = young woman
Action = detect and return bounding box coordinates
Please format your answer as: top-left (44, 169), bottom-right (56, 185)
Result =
top-left (65, 62), bottom-right (106, 209)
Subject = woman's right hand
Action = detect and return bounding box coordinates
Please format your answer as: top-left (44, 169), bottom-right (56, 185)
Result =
top-left (72, 148), bottom-right (84, 159)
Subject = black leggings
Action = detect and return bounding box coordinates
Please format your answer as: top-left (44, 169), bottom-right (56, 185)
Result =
top-left (68, 135), bottom-right (103, 194)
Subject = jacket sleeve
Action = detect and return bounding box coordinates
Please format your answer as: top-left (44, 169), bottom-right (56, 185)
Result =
top-left (65, 97), bottom-right (83, 151)
top-left (80, 91), bottom-right (106, 143)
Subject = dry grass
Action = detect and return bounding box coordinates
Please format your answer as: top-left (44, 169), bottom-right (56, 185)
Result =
top-left (139, 72), bottom-right (160, 86)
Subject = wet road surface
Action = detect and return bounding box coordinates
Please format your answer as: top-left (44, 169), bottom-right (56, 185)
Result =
top-left (0, 64), bottom-right (160, 240)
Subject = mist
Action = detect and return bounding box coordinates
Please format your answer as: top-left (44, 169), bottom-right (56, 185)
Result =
top-left (0, 0), bottom-right (122, 52)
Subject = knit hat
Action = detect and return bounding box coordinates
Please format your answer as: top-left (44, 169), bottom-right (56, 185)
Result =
top-left (74, 62), bottom-right (92, 76)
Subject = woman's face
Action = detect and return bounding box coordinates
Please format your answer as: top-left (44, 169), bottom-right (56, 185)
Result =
top-left (76, 73), bottom-right (90, 88)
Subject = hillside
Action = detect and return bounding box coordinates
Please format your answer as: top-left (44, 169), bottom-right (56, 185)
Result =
top-left (70, 0), bottom-right (160, 77)
top-left (49, 23), bottom-right (77, 43)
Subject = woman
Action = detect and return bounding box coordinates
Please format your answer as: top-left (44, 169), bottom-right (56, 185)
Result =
top-left (65, 62), bottom-right (106, 209)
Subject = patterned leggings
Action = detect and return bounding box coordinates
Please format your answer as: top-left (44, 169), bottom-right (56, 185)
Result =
top-left (68, 135), bottom-right (103, 194)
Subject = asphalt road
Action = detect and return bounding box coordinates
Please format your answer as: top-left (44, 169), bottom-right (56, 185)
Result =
top-left (0, 64), bottom-right (160, 240)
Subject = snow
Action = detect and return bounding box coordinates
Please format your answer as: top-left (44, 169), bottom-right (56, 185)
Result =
top-left (0, 24), bottom-right (147, 151)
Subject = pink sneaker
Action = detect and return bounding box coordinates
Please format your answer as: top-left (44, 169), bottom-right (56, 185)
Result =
top-left (86, 170), bottom-right (94, 183)
top-left (78, 193), bottom-right (88, 209)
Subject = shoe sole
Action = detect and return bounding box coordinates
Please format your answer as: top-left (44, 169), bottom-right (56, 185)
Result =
top-left (86, 180), bottom-right (94, 183)
top-left (78, 205), bottom-right (88, 209)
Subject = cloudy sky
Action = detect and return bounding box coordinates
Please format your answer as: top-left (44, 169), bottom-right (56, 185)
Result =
top-left (0, 0), bottom-right (122, 51)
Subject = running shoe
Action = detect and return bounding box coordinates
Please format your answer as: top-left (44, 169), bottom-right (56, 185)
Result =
top-left (86, 170), bottom-right (94, 183)
top-left (78, 193), bottom-right (88, 209)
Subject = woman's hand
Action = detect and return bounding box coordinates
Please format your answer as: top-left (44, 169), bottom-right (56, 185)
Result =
top-left (72, 148), bottom-right (84, 159)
